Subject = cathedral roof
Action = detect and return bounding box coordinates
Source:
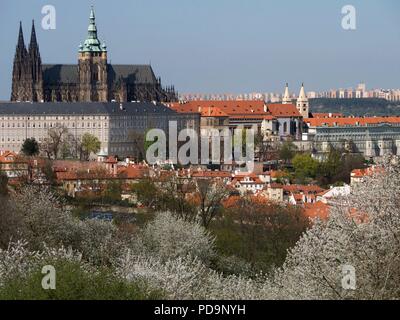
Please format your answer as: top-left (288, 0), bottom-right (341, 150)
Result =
top-left (42, 64), bottom-right (78, 84)
top-left (42, 64), bottom-right (158, 86)
top-left (108, 65), bottom-right (158, 85)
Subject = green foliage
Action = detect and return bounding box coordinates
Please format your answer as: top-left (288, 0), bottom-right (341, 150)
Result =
top-left (21, 138), bottom-right (40, 156)
top-left (0, 260), bottom-right (163, 300)
top-left (103, 180), bottom-right (122, 202)
top-left (81, 133), bottom-right (101, 160)
top-left (131, 179), bottom-right (159, 208)
top-left (316, 147), bottom-right (365, 186)
top-left (292, 153), bottom-right (319, 183)
top-left (279, 141), bottom-right (297, 163)
top-left (310, 98), bottom-right (400, 116)
top-left (211, 203), bottom-right (309, 273)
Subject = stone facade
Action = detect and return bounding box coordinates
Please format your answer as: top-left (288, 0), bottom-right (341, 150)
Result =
top-left (0, 102), bottom-right (200, 158)
top-left (307, 123), bottom-right (400, 159)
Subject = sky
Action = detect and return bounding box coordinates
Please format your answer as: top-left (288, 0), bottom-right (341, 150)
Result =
top-left (0, 0), bottom-right (399, 100)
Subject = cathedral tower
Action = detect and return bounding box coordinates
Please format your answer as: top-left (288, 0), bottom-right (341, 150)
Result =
top-left (11, 22), bottom-right (30, 101)
top-left (282, 83), bottom-right (292, 104)
top-left (78, 6), bottom-right (108, 102)
top-left (296, 83), bottom-right (309, 118)
top-left (29, 20), bottom-right (43, 102)
top-left (11, 21), bottom-right (43, 102)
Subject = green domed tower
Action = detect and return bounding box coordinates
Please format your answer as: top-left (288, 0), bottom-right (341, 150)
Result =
top-left (78, 6), bottom-right (108, 102)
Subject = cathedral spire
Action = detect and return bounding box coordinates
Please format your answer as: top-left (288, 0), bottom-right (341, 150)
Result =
top-left (28, 20), bottom-right (42, 85)
top-left (88, 6), bottom-right (97, 40)
top-left (282, 82), bottom-right (292, 104)
top-left (17, 21), bottom-right (26, 50)
top-left (80, 6), bottom-right (106, 53)
top-left (298, 83), bottom-right (307, 100)
top-left (29, 20), bottom-right (38, 50)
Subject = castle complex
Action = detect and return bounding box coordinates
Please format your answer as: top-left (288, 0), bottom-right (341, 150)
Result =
top-left (11, 7), bottom-right (177, 103)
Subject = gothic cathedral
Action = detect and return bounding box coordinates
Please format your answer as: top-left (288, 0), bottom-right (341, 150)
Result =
top-left (11, 7), bottom-right (177, 103)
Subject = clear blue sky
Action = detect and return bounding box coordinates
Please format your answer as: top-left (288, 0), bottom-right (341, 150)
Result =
top-left (0, 0), bottom-right (399, 100)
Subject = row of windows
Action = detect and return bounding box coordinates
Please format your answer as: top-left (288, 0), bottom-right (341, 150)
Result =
top-left (0, 116), bottom-right (109, 121)
top-left (1, 136), bottom-right (108, 143)
top-left (1, 123), bottom-right (108, 129)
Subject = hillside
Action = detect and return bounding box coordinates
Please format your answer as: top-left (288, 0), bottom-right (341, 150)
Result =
top-left (310, 98), bottom-right (400, 116)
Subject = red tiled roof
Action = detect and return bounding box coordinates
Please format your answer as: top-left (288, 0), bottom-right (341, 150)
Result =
top-left (283, 184), bottom-right (325, 194)
top-left (192, 171), bottom-right (232, 178)
top-left (105, 156), bottom-right (118, 164)
top-left (267, 104), bottom-right (302, 118)
top-left (169, 104), bottom-right (229, 118)
top-left (270, 170), bottom-right (287, 179)
top-left (170, 101), bottom-right (303, 121)
top-left (304, 201), bottom-right (330, 220)
top-left (306, 116), bottom-right (400, 127)
top-left (351, 166), bottom-right (383, 178)
top-left (117, 165), bottom-right (149, 179)
top-left (53, 160), bottom-right (107, 172)
top-left (0, 151), bottom-right (20, 163)
top-left (56, 170), bottom-right (111, 181)
top-left (269, 183), bottom-right (283, 189)
top-left (169, 101), bottom-right (266, 117)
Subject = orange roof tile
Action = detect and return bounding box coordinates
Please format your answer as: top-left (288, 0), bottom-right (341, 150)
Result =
top-left (306, 116), bottom-right (400, 127)
top-left (283, 184), bottom-right (326, 194)
top-left (269, 183), bottom-right (283, 189)
top-left (304, 201), bottom-right (330, 220)
top-left (267, 104), bottom-right (302, 118)
top-left (0, 151), bottom-right (20, 163)
top-left (192, 171), bottom-right (232, 178)
top-left (117, 165), bottom-right (149, 179)
top-left (169, 100), bottom-right (267, 117)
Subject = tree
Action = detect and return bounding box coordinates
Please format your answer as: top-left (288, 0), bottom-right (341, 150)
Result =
top-left (41, 127), bottom-right (69, 159)
top-left (0, 196), bottom-right (23, 249)
top-left (131, 176), bottom-right (197, 222)
top-left (128, 130), bottom-right (146, 162)
top-left (275, 157), bottom-right (400, 299)
top-left (0, 172), bottom-right (8, 196)
top-left (292, 153), bottom-right (319, 183)
top-left (222, 195), bottom-right (310, 269)
top-left (255, 133), bottom-right (279, 162)
top-left (41, 159), bottom-right (56, 185)
top-left (279, 141), bottom-right (297, 164)
top-left (103, 180), bottom-right (122, 202)
top-left (316, 147), bottom-right (365, 186)
top-left (195, 179), bottom-right (230, 228)
top-left (140, 212), bottom-right (215, 263)
top-left (80, 133), bottom-right (101, 161)
top-left (21, 138), bottom-right (39, 157)
top-left (131, 179), bottom-right (159, 208)
top-left (336, 154), bottom-right (365, 183)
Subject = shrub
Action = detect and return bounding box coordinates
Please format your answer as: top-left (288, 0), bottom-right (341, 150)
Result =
top-left (0, 260), bottom-right (162, 300)
top-left (138, 212), bottom-right (216, 263)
